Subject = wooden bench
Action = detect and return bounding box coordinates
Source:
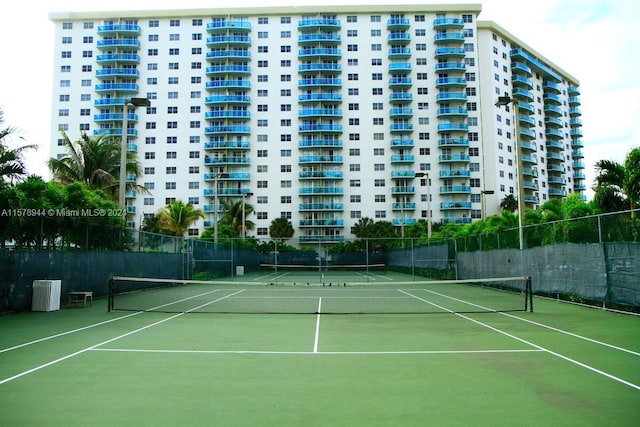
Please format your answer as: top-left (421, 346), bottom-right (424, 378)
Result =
top-left (68, 291), bottom-right (93, 307)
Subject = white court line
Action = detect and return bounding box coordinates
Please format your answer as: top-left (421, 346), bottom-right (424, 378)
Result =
top-left (314, 298), bottom-right (322, 353)
top-left (422, 287), bottom-right (640, 357)
top-left (0, 288), bottom-right (224, 354)
top-left (91, 348), bottom-right (544, 356)
top-left (401, 289), bottom-right (640, 391)
top-left (0, 290), bottom-right (245, 385)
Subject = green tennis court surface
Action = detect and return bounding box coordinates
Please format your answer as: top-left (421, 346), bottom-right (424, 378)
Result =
top-left (1, 288), bottom-right (638, 426)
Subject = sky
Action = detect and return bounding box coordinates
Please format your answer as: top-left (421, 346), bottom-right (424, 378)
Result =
top-left (1, 0), bottom-right (638, 199)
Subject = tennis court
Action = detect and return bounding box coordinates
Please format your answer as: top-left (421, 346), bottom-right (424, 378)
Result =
top-left (1, 274), bottom-right (638, 426)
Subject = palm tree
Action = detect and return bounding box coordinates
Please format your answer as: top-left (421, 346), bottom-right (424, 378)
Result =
top-left (157, 200), bottom-right (205, 237)
top-left (220, 199), bottom-right (255, 236)
top-left (269, 217), bottom-right (294, 241)
top-left (500, 194), bottom-right (518, 212)
top-left (48, 131), bottom-right (147, 201)
top-left (0, 108), bottom-right (36, 184)
top-left (593, 147), bottom-right (640, 217)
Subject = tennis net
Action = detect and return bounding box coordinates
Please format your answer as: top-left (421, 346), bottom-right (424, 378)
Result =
top-left (108, 275), bottom-right (532, 314)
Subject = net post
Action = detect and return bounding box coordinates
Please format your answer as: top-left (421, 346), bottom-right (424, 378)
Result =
top-left (525, 276), bottom-right (533, 312)
top-left (108, 276), bottom-right (114, 312)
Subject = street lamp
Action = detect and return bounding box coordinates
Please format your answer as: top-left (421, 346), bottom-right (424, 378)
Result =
top-left (480, 189), bottom-right (495, 220)
top-left (212, 171), bottom-right (229, 244)
top-left (495, 95), bottom-right (525, 250)
top-left (241, 192), bottom-right (253, 238)
top-left (119, 97), bottom-right (150, 211)
top-left (400, 172), bottom-right (428, 242)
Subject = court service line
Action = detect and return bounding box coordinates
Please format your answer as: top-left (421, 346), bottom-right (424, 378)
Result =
top-left (401, 290), bottom-right (640, 391)
top-left (314, 298), bottom-right (322, 353)
top-left (0, 290), bottom-right (245, 385)
top-left (92, 348), bottom-right (544, 356)
top-left (423, 288), bottom-right (640, 357)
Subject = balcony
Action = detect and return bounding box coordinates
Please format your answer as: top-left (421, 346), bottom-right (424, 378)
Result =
top-left (389, 62), bottom-right (412, 73)
top-left (389, 92), bottom-right (413, 103)
top-left (389, 77), bottom-right (413, 88)
top-left (299, 171), bottom-right (343, 180)
top-left (95, 69), bottom-right (140, 79)
top-left (435, 62), bottom-right (466, 73)
top-left (299, 124), bottom-right (343, 133)
top-left (389, 47), bottom-right (411, 58)
top-left (387, 33), bottom-right (411, 45)
top-left (390, 123), bottom-right (414, 133)
top-left (387, 18), bottom-right (410, 29)
top-left (299, 235), bottom-right (345, 243)
top-left (96, 39), bottom-right (140, 50)
top-left (439, 169), bottom-right (470, 178)
top-left (205, 50), bottom-right (250, 61)
top-left (93, 113), bottom-right (138, 123)
top-left (298, 33), bottom-right (341, 45)
top-left (391, 186), bottom-right (415, 195)
top-left (438, 123), bottom-right (469, 133)
top-left (298, 48), bottom-right (341, 58)
top-left (96, 53), bottom-right (140, 64)
top-left (299, 219), bottom-right (344, 227)
top-left (441, 202), bottom-right (472, 210)
top-left (298, 18), bottom-right (341, 30)
top-left (439, 154), bottom-right (470, 163)
top-left (204, 172), bottom-right (250, 181)
top-left (204, 156), bottom-right (250, 165)
top-left (205, 95), bottom-right (250, 105)
top-left (205, 110), bottom-right (250, 120)
top-left (435, 77), bottom-right (467, 87)
top-left (439, 185), bottom-right (471, 194)
top-left (298, 139), bottom-right (343, 148)
top-left (298, 93), bottom-right (342, 103)
top-left (392, 202), bottom-right (416, 211)
top-left (391, 138), bottom-right (414, 148)
top-left (299, 187), bottom-right (344, 195)
top-left (433, 17), bottom-right (464, 29)
top-left (298, 155), bottom-right (343, 164)
top-left (298, 77), bottom-right (342, 88)
top-left (389, 108), bottom-right (413, 118)
top-left (434, 33), bottom-right (465, 43)
top-left (204, 140), bottom-right (250, 150)
top-left (206, 65), bottom-right (251, 75)
top-left (97, 24), bottom-right (141, 35)
top-left (204, 125), bottom-right (250, 135)
top-left (438, 138), bottom-right (469, 147)
top-left (390, 154), bottom-right (415, 163)
top-left (298, 63), bottom-right (341, 74)
top-left (437, 107), bottom-right (468, 118)
top-left (206, 35), bottom-right (251, 47)
top-left (206, 20), bottom-right (251, 33)
top-left (205, 80), bottom-right (251, 90)
top-left (435, 47), bottom-right (466, 58)
top-left (298, 108), bottom-right (342, 118)
top-left (436, 92), bottom-right (467, 102)
top-left (299, 203), bottom-right (344, 211)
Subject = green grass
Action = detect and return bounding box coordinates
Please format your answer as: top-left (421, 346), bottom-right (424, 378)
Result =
top-left (1, 294), bottom-right (639, 426)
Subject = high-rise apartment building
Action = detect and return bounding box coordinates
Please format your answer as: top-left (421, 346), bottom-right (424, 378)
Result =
top-left (49, 4), bottom-right (584, 242)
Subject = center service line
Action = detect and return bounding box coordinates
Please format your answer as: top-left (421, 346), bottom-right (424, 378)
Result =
top-left (314, 297), bottom-right (322, 353)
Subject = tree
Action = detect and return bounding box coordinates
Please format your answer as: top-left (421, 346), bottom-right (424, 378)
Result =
top-left (500, 194), bottom-right (518, 212)
top-left (269, 217), bottom-right (294, 241)
top-left (48, 131), bottom-right (147, 202)
top-left (0, 107), bottom-right (36, 184)
top-left (157, 200), bottom-right (205, 237)
top-left (219, 199), bottom-right (255, 236)
top-left (593, 147), bottom-right (640, 217)
top-left (351, 217), bottom-right (375, 238)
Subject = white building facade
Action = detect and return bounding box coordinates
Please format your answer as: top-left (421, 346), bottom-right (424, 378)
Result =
top-left (49, 4), bottom-right (584, 243)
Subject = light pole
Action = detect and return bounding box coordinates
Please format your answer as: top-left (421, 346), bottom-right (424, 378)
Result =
top-left (495, 95), bottom-right (525, 250)
top-left (241, 192), bottom-right (253, 238)
top-left (119, 97), bottom-right (150, 211)
top-left (212, 172), bottom-right (229, 244)
top-left (480, 189), bottom-right (495, 220)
